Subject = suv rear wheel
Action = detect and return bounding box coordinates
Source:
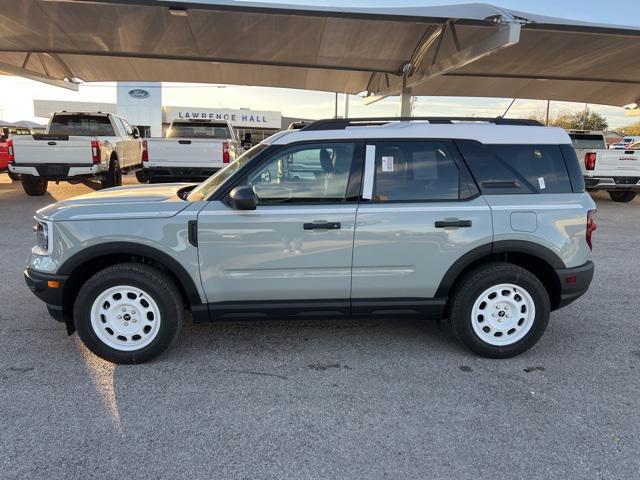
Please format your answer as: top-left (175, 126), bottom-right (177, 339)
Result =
top-left (21, 174), bottom-right (48, 196)
top-left (449, 262), bottom-right (550, 358)
top-left (608, 191), bottom-right (636, 203)
top-left (74, 263), bottom-right (184, 364)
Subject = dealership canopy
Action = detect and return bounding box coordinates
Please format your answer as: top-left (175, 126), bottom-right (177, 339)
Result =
top-left (1, 0), bottom-right (640, 107)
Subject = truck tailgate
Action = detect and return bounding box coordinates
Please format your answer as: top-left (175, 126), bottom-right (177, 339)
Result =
top-left (12, 135), bottom-right (93, 165)
top-left (596, 151), bottom-right (640, 177)
top-left (146, 139), bottom-right (225, 168)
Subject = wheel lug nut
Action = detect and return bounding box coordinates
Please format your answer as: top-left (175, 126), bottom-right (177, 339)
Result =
top-left (117, 315), bottom-right (122, 319)
top-left (124, 322), bottom-right (128, 326)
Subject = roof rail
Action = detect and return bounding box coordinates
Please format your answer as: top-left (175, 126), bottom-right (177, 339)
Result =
top-left (301, 117), bottom-right (543, 131)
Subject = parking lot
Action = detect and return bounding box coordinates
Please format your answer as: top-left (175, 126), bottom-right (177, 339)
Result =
top-left (1, 172), bottom-right (639, 479)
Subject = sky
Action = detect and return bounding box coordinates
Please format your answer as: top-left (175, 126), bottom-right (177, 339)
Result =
top-left (1, 0), bottom-right (639, 128)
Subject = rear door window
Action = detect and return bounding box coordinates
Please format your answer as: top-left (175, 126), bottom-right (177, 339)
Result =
top-left (456, 141), bottom-right (572, 194)
top-left (370, 140), bottom-right (477, 202)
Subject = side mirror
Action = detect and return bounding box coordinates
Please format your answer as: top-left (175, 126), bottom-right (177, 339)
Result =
top-left (132, 127), bottom-right (140, 139)
top-left (229, 185), bottom-right (257, 210)
top-left (242, 132), bottom-right (253, 148)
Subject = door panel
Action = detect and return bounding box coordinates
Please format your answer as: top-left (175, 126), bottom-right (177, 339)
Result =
top-left (197, 141), bottom-right (363, 306)
top-left (352, 198), bottom-right (492, 299)
top-left (197, 202), bottom-right (357, 303)
top-left (352, 139), bottom-right (492, 300)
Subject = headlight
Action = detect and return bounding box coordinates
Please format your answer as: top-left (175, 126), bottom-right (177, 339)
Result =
top-left (33, 219), bottom-right (51, 255)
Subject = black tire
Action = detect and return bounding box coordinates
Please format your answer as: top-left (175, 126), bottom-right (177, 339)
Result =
top-left (21, 174), bottom-right (48, 196)
top-left (448, 262), bottom-right (550, 359)
top-left (101, 158), bottom-right (122, 189)
top-left (135, 169), bottom-right (148, 183)
top-left (8, 171), bottom-right (20, 181)
top-left (74, 263), bottom-right (184, 364)
top-left (608, 191), bottom-right (636, 203)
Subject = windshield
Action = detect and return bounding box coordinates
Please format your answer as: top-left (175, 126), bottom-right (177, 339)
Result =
top-left (48, 115), bottom-right (116, 136)
top-left (167, 122), bottom-right (232, 139)
top-left (186, 143), bottom-right (269, 201)
top-left (569, 134), bottom-right (606, 150)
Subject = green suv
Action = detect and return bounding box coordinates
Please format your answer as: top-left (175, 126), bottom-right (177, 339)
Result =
top-left (24, 118), bottom-right (596, 364)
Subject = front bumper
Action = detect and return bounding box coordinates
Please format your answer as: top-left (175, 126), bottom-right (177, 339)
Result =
top-left (585, 177), bottom-right (640, 191)
top-left (555, 261), bottom-right (594, 309)
top-left (24, 268), bottom-right (69, 323)
top-left (141, 166), bottom-right (220, 182)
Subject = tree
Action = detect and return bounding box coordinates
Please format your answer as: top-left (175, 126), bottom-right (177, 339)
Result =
top-left (525, 108), bottom-right (608, 130)
top-left (551, 110), bottom-right (608, 130)
top-left (621, 121), bottom-right (640, 136)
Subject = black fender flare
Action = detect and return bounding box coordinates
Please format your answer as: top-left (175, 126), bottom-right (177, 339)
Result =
top-left (435, 240), bottom-right (566, 298)
top-left (58, 241), bottom-right (203, 306)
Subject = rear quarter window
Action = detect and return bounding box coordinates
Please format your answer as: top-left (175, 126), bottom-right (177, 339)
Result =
top-left (455, 141), bottom-right (573, 194)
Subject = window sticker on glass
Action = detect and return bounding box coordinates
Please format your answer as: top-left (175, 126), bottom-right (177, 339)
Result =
top-left (382, 156), bottom-right (394, 172)
top-left (538, 177), bottom-right (546, 190)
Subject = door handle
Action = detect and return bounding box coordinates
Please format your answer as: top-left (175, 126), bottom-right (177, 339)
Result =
top-left (178, 140), bottom-right (192, 145)
top-left (435, 219), bottom-right (472, 228)
top-left (303, 221), bottom-right (341, 230)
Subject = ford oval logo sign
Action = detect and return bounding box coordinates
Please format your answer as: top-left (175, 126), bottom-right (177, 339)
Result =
top-left (128, 89), bottom-right (150, 99)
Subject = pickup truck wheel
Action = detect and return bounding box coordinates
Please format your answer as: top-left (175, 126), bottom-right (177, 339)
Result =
top-left (101, 159), bottom-right (122, 189)
top-left (609, 191), bottom-right (636, 203)
top-left (135, 169), bottom-right (148, 183)
top-left (21, 175), bottom-right (48, 196)
top-left (449, 262), bottom-right (550, 359)
top-left (7, 171), bottom-right (20, 181)
top-left (74, 263), bottom-right (184, 364)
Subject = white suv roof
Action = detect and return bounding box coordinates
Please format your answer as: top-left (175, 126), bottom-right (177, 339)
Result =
top-left (270, 119), bottom-right (571, 145)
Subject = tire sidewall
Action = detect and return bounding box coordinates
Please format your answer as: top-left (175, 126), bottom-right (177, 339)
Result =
top-left (452, 265), bottom-right (550, 358)
top-left (609, 191), bottom-right (636, 203)
top-left (74, 267), bottom-right (182, 363)
top-left (21, 175), bottom-right (48, 196)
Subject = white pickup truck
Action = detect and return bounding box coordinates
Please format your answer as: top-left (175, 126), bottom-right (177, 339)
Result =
top-left (9, 112), bottom-right (143, 196)
top-left (138, 119), bottom-right (242, 183)
top-left (568, 129), bottom-right (640, 202)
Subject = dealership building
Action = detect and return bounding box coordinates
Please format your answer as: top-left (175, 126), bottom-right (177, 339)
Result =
top-left (33, 83), bottom-right (299, 141)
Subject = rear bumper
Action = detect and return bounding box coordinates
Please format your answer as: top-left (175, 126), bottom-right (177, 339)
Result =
top-left (141, 166), bottom-right (220, 182)
top-left (555, 261), bottom-right (594, 309)
top-left (24, 268), bottom-right (69, 323)
top-left (585, 177), bottom-right (640, 191)
top-left (10, 162), bottom-right (101, 180)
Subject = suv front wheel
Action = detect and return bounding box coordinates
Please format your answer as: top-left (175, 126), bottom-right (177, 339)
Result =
top-left (449, 262), bottom-right (550, 358)
top-left (74, 263), bottom-right (184, 364)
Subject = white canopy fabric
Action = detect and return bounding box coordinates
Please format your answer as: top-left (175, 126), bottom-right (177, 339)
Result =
top-left (1, 1), bottom-right (639, 106)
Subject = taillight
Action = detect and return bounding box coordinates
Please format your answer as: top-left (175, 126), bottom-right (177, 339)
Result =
top-left (584, 152), bottom-right (596, 171)
top-left (91, 140), bottom-right (101, 164)
top-left (222, 142), bottom-right (230, 164)
top-left (141, 140), bottom-right (148, 163)
top-left (586, 209), bottom-right (597, 250)
top-left (7, 139), bottom-right (14, 161)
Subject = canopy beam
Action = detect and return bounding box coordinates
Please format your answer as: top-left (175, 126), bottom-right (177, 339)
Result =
top-left (0, 61), bottom-right (79, 91)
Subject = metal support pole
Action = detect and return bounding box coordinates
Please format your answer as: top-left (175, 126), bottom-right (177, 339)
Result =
top-left (545, 100), bottom-right (551, 126)
top-left (334, 92), bottom-right (338, 119)
top-left (399, 64), bottom-right (413, 117)
top-left (344, 93), bottom-right (350, 118)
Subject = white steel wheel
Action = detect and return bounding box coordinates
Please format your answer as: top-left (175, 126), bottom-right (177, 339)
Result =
top-left (90, 285), bottom-right (161, 351)
top-left (470, 283), bottom-right (536, 346)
